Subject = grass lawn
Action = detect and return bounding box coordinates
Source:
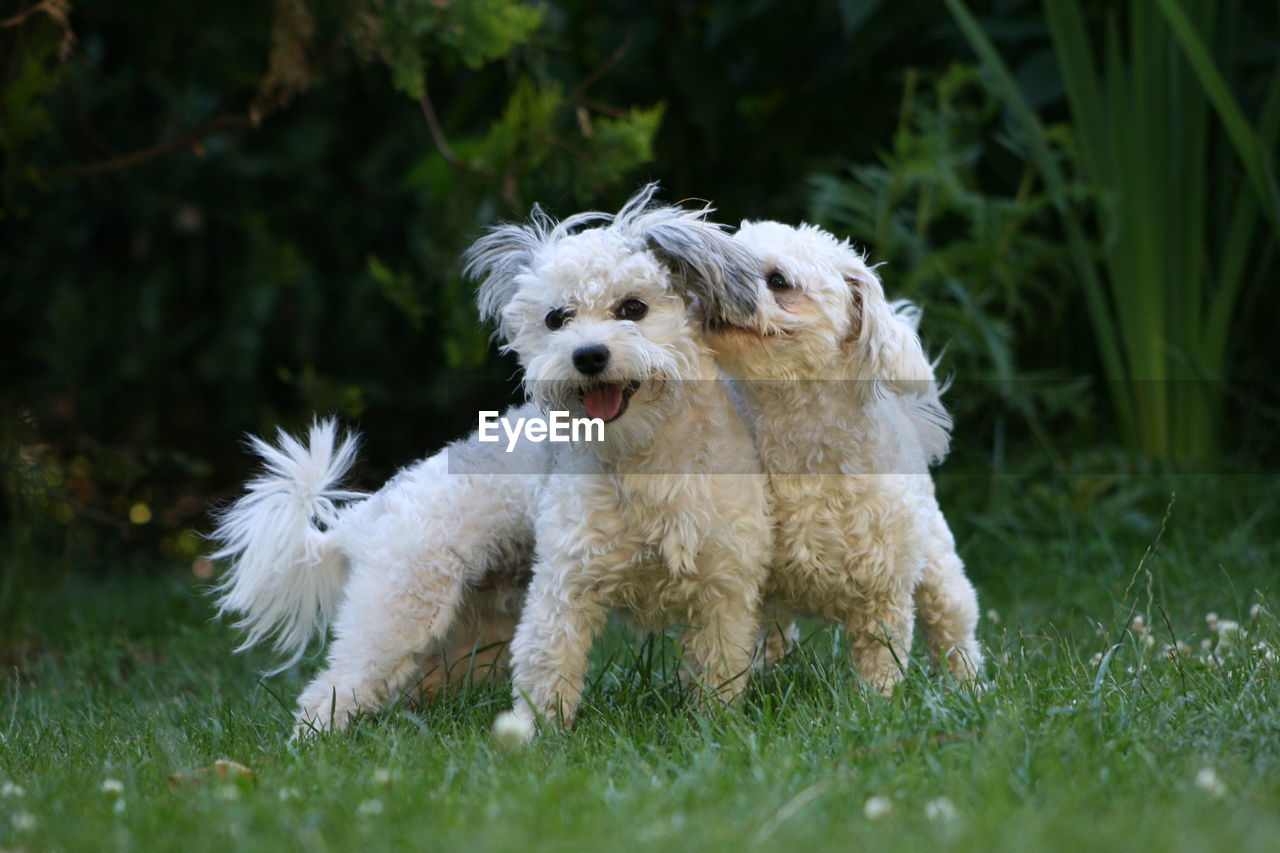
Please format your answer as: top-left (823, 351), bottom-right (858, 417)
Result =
top-left (2, 474), bottom-right (1278, 852)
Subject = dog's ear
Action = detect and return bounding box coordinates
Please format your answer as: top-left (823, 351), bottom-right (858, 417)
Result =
top-left (616, 183), bottom-right (760, 326)
top-left (465, 206), bottom-right (611, 338)
top-left (840, 253), bottom-right (935, 396)
top-left (463, 210), bottom-right (552, 335)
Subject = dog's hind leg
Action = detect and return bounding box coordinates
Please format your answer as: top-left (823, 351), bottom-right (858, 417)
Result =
top-left (913, 503), bottom-right (983, 682)
top-left (754, 614), bottom-right (800, 670)
top-left (417, 586), bottom-right (522, 703)
top-left (293, 551), bottom-right (471, 736)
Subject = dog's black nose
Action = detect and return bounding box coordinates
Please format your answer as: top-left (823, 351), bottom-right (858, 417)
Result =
top-left (572, 344), bottom-right (610, 375)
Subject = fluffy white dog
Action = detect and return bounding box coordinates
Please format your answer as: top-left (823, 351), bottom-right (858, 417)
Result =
top-left (706, 221), bottom-right (983, 691)
top-left (211, 186), bottom-right (771, 734)
top-left (212, 409), bottom-right (547, 733)
top-left (465, 186), bottom-right (771, 731)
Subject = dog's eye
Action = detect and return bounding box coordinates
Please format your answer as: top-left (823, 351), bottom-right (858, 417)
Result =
top-left (766, 272), bottom-right (792, 291)
top-left (616, 298), bottom-right (648, 321)
top-left (545, 308), bottom-right (572, 330)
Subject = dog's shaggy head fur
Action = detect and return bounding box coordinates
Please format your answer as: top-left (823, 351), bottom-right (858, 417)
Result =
top-left (706, 221), bottom-right (934, 394)
top-left (464, 185), bottom-right (761, 450)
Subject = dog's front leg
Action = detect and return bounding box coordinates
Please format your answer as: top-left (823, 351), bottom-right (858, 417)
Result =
top-left (507, 563), bottom-right (609, 731)
top-left (678, 548), bottom-right (761, 706)
top-left (847, 577), bottom-right (916, 696)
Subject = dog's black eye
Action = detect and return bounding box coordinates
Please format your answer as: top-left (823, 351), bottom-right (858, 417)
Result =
top-left (545, 308), bottom-right (572, 330)
top-left (766, 272), bottom-right (792, 291)
top-left (616, 298), bottom-right (648, 321)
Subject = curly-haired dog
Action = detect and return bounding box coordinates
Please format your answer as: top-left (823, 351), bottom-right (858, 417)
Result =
top-left (465, 185), bottom-right (771, 733)
top-left (211, 186), bottom-right (770, 734)
top-left (211, 408), bottom-right (549, 734)
top-left (706, 220), bottom-right (983, 691)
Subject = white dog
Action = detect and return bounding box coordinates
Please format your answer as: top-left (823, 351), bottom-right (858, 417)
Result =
top-left (211, 407), bottom-right (549, 733)
top-left (706, 221), bottom-right (983, 691)
top-left (465, 186), bottom-right (771, 731)
top-left (212, 186), bottom-right (770, 734)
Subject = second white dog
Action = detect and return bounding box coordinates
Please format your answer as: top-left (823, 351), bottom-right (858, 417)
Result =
top-left (707, 220), bottom-right (983, 691)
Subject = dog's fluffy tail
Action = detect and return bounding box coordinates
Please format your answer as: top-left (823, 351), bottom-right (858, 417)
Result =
top-left (210, 419), bottom-right (363, 672)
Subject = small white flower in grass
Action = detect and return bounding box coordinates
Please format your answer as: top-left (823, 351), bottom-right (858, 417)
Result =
top-left (372, 768), bottom-right (393, 786)
top-left (924, 796), bottom-right (957, 822)
top-left (1215, 620), bottom-right (1242, 654)
top-left (1, 781), bottom-right (24, 798)
top-left (863, 795), bottom-right (892, 820)
top-left (1249, 603), bottom-right (1263, 619)
top-left (1206, 612), bottom-right (1219, 631)
top-left (985, 609), bottom-right (1001, 625)
top-left (278, 787), bottom-right (301, 802)
top-left (1131, 614), bottom-right (1147, 636)
top-left (100, 778), bottom-right (124, 795)
top-left (492, 711), bottom-right (534, 750)
top-left (357, 798), bottom-right (384, 817)
top-left (12, 811), bottom-right (37, 831)
top-left (1195, 767), bottom-right (1227, 799)
top-left (1090, 652), bottom-right (1104, 667)
top-left (113, 798), bottom-right (126, 816)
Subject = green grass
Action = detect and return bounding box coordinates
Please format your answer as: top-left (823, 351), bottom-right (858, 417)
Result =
top-left (3, 475), bottom-right (1279, 852)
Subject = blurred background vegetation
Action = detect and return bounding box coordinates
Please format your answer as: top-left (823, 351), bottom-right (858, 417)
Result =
top-left (2, 0), bottom-right (1278, 618)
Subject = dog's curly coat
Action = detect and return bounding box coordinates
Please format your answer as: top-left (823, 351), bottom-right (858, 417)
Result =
top-left (210, 199), bottom-right (982, 736)
top-left (211, 186), bottom-right (771, 733)
top-left (465, 186), bottom-right (771, 730)
top-left (708, 220), bottom-right (983, 689)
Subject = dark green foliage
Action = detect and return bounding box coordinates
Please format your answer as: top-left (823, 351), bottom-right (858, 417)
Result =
top-left (1, 0), bottom-right (1278, 589)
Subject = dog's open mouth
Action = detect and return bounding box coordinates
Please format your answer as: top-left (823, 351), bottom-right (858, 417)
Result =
top-left (579, 380), bottom-right (641, 422)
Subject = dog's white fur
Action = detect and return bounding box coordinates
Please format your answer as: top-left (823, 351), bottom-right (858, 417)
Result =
top-left (707, 221), bottom-right (983, 690)
top-left (212, 186), bottom-right (771, 734)
top-left (465, 186), bottom-right (771, 730)
top-left (211, 409), bottom-right (547, 732)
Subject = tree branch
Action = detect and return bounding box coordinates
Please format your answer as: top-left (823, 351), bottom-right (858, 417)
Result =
top-left (37, 114), bottom-right (251, 181)
top-left (417, 89), bottom-right (494, 178)
top-left (571, 36), bottom-right (633, 102)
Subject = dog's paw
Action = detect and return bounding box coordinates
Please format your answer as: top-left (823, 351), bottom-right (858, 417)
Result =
top-left (943, 644), bottom-right (985, 685)
top-left (293, 684), bottom-right (363, 738)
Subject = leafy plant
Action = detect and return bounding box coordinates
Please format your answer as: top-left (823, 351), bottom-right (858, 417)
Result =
top-left (809, 64), bottom-right (1089, 467)
top-left (944, 0), bottom-right (1280, 461)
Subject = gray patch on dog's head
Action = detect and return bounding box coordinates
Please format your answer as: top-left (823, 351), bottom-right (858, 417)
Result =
top-left (463, 205), bottom-right (608, 331)
top-left (615, 183), bottom-right (760, 326)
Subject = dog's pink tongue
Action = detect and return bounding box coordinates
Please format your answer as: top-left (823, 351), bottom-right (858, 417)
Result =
top-left (582, 384), bottom-right (623, 421)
